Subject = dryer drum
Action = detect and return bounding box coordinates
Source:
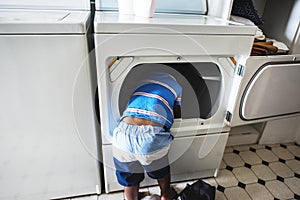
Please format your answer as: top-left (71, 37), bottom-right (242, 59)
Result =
top-left (118, 62), bottom-right (217, 120)
top-left (167, 62), bottom-right (212, 119)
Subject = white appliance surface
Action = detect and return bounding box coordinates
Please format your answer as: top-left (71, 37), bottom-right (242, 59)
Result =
top-left (94, 11), bottom-right (256, 35)
top-left (0, 34), bottom-right (100, 200)
top-left (241, 63), bottom-right (300, 119)
top-left (94, 11), bottom-right (256, 192)
top-left (0, 0), bottom-right (90, 10)
top-left (102, 133), bottom-right (229, 192)
top-left (259, 116), bottom-right (300, 144)
top-left (227, 55), bottom-right (300, 127)
top-left (0, 9), bottom-right (90, 34)
top-left (0, 2), bottom-right (100, 200)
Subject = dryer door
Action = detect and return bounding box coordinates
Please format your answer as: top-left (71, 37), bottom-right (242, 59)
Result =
top-left (227, 56), bottom-right (300, 126)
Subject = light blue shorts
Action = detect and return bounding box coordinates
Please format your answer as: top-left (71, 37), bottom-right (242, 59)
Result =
top-left (112, 121), bottom-right (173, 155)
top-left (112, 122), bottom-right (173, 186)
top-left (112, 121), bottom-right (173, 168)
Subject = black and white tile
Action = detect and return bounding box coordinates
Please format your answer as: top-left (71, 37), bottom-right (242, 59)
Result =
top-left (214, 143), bottom-right (300, 200)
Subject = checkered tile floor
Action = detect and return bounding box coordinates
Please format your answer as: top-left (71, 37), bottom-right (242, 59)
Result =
top-left (210, 142), bottom-right (300, 200)
top-left (67, 142), bottom-right (300, 200)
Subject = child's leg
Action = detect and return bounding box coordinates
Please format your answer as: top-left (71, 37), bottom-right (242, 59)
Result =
top-left (157, 173), bottom-right (177, 200)
top-left (114, 159), bottom-right (145, 200)
top-left (145, 156), bottom-right (178, 200)
top-left (157, 172), bottom-right (171, 197)
top-left (124, 184), bottom-right (139, 200)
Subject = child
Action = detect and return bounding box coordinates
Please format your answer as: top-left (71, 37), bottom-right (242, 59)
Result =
top-left (112, 71), bottom-right (182, 200)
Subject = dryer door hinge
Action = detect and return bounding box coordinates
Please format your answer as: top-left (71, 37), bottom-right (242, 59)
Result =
top-left (236, 64), bottom-right (245, 76)
top-left (225, 111), bottom-right (232, 122)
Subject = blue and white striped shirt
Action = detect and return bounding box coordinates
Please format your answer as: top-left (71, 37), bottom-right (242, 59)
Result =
top-left (121, 72), bottom-right (182, 130)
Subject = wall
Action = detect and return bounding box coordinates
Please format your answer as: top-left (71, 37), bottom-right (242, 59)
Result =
top-left (260, 0), bottom-right (300, 48)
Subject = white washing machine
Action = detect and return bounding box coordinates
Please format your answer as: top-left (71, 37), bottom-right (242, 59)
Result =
top-left (0, 1), bottom-right (101, 199)
top-left (93, 11), bottom-right (259, 192)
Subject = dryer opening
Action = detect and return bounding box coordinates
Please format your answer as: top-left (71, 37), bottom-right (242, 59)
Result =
top-left (118, 62), bottom-right (221, 120)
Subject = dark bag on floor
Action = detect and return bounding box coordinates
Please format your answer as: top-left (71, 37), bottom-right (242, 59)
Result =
top-left (177, 179), bottom-right (216, 200)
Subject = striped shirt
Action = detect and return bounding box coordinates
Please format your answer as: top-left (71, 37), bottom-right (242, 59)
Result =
top-left (121, 72), bottom-right (182, 130)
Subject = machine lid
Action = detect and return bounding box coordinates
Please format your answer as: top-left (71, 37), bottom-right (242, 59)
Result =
top-left (0, 9), bottom-right (90, 34)
top-left (0, 0), bottom-right (90, 10)
top-left (94, 12), bottom-right (257, 35)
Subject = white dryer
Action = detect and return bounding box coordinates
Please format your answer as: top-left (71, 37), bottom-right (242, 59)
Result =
top-left (0, 1), bottom-right (101, 199)
top-left (94, 12), bottom-right (258, 192)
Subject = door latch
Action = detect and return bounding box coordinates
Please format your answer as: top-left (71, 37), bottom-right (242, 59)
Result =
top-left (237, 64), bottom-right (245, 76)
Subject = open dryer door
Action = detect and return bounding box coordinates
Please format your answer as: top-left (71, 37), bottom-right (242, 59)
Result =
top-left (226, 56), bottom-right (300, 127)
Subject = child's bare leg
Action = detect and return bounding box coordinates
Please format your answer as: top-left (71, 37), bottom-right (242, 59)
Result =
top-left (157, 173), bottom-right (177, 200)
top-left (124, 185), bottom-right (139, 200)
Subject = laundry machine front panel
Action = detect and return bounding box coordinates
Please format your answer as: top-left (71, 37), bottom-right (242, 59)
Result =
top-left (95, 31), bottom-right (249, 144)
top-left (102, 132), bottom-right (228, 193)
top-left (103, 133), bottom-right (228, 193)
top-left (0, 35), bottom-right (100, 199)
top-left (94, 33), bottom-right (254, 138)
top-left (227, 55), bottom-right (300, 126)
top-left (170, 133), bottom-right (229, 182)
